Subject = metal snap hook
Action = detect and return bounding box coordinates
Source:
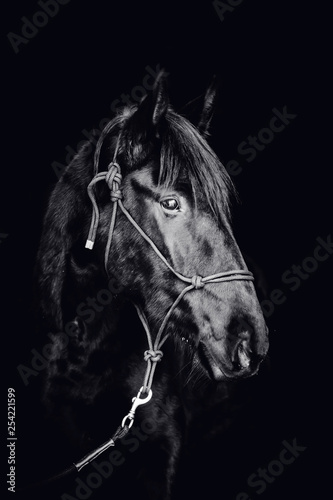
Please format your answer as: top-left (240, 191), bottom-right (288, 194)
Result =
top-left (121, 387), bottom-right (153, 428)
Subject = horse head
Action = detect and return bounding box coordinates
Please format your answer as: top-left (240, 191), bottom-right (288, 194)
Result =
top-left (37, 72), bottom-right (268, 392)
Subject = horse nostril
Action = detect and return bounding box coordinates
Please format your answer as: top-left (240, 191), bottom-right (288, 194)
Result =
top-left (235, 339), bottom-right (252, 370)
top-left (232, 336), bottom-right (266, 373)
top-left (228, 317), bottom-right (268, 373)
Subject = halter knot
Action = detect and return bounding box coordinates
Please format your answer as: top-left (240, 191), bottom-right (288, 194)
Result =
top-left (144, 349), bottom-right (163, 363)
top-left (105, 163), bottom-right (123, 202)
top-left (191, 275), bottom-right (204, 289)
top-left (110, 189), bottom-right (123, 202)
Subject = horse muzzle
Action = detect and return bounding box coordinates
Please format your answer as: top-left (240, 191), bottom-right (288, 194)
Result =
top-left (197, 327), bottom-right (269, 381)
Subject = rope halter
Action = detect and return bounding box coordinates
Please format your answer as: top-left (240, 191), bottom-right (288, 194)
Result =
top-left (84, 142), bottom-right (254, 425)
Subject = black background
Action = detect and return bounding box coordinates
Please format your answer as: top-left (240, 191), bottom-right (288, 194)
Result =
top-left (2, 1), bottom-right (332, 499)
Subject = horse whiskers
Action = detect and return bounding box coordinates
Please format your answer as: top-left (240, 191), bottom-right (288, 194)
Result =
top-left (173, 358), bottom-right (194, 381)
top-left (169, 333), bottom-right (208, 389)
top-left (183, 356), bottom-right (208, 389)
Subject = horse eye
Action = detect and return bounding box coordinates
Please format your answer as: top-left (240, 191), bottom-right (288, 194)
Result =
top-left (160, 198), bottom-right (180, 212)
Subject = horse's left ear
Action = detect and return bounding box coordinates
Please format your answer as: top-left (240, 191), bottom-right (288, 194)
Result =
top-left (151, 70), bottom-right (169, 129)
top-left (197, 76), bottom-right (219, 138)
top-left (133, 70), bottom-right (169, 138)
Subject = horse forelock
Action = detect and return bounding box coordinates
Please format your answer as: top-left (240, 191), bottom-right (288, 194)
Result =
top-left (158, 111), bottom-right (236, 224)
top-left (96, 105), bottom-right (236, 225)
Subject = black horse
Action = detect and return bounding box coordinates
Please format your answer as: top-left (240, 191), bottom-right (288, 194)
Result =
top-left (36, 72), bottom-right (269, 499)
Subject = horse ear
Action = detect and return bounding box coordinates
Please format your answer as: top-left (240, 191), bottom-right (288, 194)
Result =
top-left (134, 69), bottom-right (169, 136)
top-left (197, 76), bottom-right (219, 138)
top-left (151, 70), bottom-right (169, 128)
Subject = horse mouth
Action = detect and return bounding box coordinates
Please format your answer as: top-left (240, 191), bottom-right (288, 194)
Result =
top-left (196, 342), bottom-right (229, 381)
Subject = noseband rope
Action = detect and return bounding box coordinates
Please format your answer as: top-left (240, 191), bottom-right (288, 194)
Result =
top-left (77, 134), bottom-right (254, 471)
